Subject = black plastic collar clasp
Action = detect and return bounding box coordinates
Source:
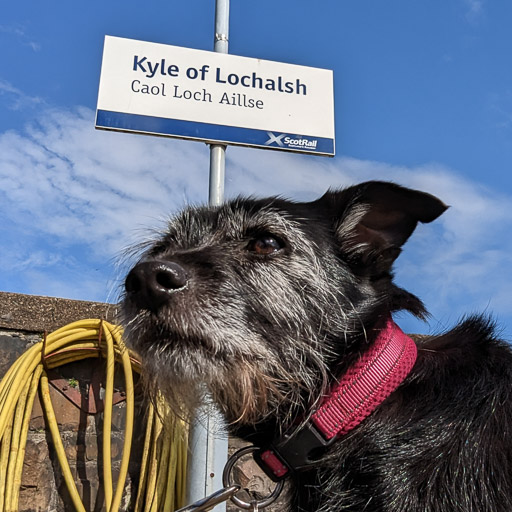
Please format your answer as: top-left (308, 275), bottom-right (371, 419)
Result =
top-left (253, 420), bottom-right (335, 482)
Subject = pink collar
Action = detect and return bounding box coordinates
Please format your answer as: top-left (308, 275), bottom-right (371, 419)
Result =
top-left (312, 317), bottom-right (417, 439)
top-left (256, 317), bottom-right (418, 480)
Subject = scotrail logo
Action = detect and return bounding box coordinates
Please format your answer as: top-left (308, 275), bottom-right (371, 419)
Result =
top-left (265, 132), bottom-right (318, 150)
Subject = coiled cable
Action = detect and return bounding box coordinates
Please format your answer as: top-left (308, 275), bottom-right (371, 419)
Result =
top-left (0, 319), bottom-right (187, 512)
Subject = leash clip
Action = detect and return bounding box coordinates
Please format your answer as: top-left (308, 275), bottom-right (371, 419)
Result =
top-left (223, 446), bottom-right (284, 509)
top-left (174, 485), bottom-right (241, 512)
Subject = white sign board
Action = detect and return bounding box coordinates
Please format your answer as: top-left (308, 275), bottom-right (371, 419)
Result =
top-left (96, 36), bottom-right (335, 156)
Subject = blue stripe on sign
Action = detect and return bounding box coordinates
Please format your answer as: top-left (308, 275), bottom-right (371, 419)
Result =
top-left (95, 110), bottom-right (335, 156)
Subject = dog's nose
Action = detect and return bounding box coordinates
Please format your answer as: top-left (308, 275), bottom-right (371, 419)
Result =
top-left (125, 260), bottom-right (188, 311)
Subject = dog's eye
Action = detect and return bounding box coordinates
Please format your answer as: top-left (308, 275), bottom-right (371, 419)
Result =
top-left (248, 235), bottom-right (284, 255)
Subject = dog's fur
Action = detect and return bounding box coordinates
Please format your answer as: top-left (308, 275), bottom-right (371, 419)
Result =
top-left (122, 181), bottom-right (512, 511)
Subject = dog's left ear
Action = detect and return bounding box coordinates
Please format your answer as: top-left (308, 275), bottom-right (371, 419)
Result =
top-left (318, 181), bottom-right (448, 273)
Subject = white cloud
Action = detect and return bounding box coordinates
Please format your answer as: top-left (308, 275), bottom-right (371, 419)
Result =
top-left (1, 107), bottom-right (209, 250)
top-left (0, 106), bottom-right (510, 337)
top-left (0, 79), bottom-right (43, 111)
top-left (463, 0), bottom-right (484, 22)
top-left (0, 24), bottom-right (41, 51)
top-left (488, 90), bottom-right (512, 131)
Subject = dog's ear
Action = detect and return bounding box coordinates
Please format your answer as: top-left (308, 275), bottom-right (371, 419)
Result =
top-left (317, 181), bottom-right (448, 273)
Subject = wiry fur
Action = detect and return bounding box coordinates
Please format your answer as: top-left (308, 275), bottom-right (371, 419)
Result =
top-left (121, 181), bottom-right (512, 511)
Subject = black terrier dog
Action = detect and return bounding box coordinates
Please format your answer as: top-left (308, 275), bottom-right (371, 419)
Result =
top-left (122, 181), bottom-right (512, 511)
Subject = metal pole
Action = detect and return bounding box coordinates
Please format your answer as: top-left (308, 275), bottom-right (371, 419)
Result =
top-left (209, 0), bottom-right (229, 206)
top-left (186, 1), bottom-right (230, 509)
top-left (209, 145), bottom-right (226, 206)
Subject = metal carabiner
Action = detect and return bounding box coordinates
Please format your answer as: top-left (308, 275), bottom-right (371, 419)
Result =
top-left (222, 446), bottom-right (285, 510)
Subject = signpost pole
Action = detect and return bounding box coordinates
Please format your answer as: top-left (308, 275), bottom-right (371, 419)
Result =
top-left (209, 0), bottom-right (229, 206)
top-left (186, 2), bottom-right (230, 510)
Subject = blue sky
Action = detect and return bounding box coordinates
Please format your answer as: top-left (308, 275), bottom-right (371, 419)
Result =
top-left (1, 0), bottom-right (511, 338)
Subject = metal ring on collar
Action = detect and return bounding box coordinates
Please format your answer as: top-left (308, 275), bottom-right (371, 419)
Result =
top-left (222, 446), bottom-right (285, 510)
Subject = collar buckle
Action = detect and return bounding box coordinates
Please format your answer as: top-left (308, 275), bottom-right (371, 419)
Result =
top-left (254, 420), bottom-right (335, 482)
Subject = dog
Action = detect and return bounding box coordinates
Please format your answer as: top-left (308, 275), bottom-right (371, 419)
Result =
top-left (122, 181), bottom-right (512, 511)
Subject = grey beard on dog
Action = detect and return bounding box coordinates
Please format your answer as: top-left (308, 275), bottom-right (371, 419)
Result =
top-left (122, 181), bottom-right (512, 512)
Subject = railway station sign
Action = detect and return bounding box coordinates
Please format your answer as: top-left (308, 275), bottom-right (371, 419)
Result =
top-left (96, 36), bottom-right (335, 156)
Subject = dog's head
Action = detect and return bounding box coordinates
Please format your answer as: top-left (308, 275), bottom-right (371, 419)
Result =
top-left (121, 181), bottom-right (447, 426)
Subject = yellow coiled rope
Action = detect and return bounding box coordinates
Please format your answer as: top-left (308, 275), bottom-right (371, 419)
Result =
top-left (0, 319), bottom-right (188, 512)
